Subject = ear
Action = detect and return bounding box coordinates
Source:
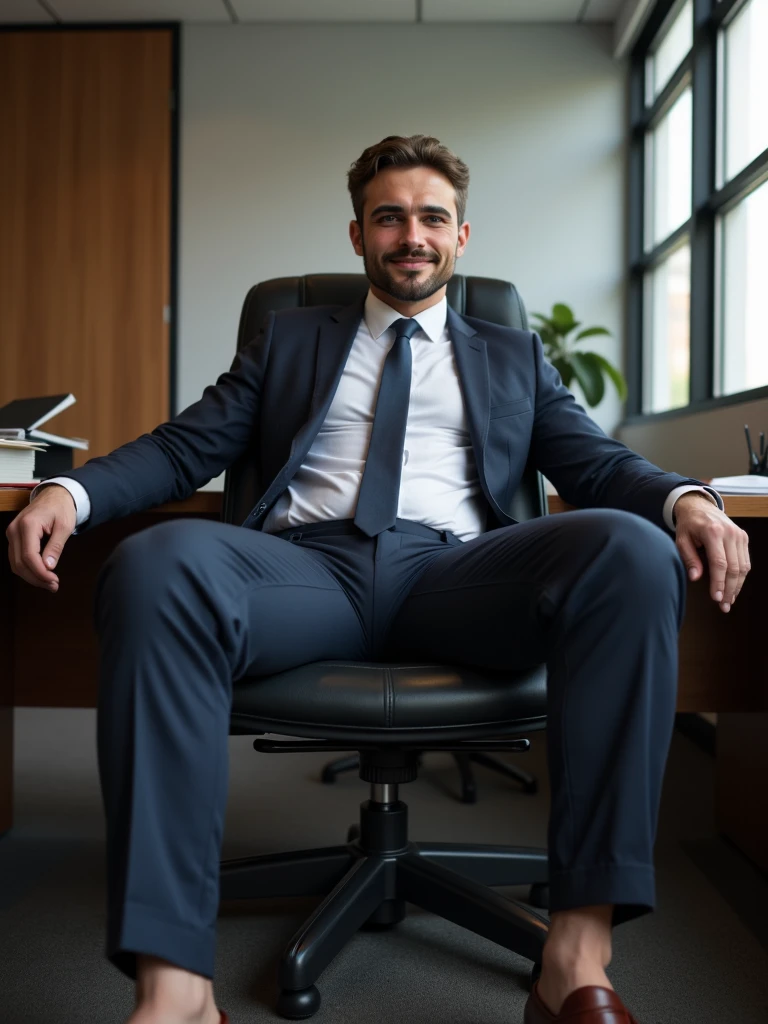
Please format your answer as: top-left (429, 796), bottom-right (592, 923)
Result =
top-left (455, 221), bottom-right (470, 258)
top-left (349, 219), bottom-right (364, 257)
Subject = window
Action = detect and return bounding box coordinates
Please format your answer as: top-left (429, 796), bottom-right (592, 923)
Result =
top-left (720, 0), bottom-right (768, 184)
top-left (628, 0), bottom-right (768, 418)
top-left (646, 0), bottom-right (694, 102)
top-left (637, 0), bottom-right (694, 413)
top-left (644, 243), bottom-right (691, 412)
top-left (717, 180), bottom-right (768, 396)
top-left (645, 87), bottom-right (692, 251)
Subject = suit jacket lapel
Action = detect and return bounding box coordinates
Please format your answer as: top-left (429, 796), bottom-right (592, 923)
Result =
top-left (260, 301), bottom-right (363, 510)
top-left (448, 306), bottom-right (514, 525)
top-left (289, 300), bottom-right (363, 463)
top-left (448, 305), bottom-right (490, 461)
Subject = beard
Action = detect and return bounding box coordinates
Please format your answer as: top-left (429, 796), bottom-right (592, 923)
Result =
top-left (362, 242), bottom-right (456, 303)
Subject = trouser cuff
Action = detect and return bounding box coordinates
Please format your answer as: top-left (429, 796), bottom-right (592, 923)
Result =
top-left (548, 862), bottom-right (656, 928)
top-left (107, 901), bottom-right (217, 981)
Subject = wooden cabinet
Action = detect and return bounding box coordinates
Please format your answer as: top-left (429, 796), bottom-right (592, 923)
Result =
top-left (0, 29), bottom-right (173, 462)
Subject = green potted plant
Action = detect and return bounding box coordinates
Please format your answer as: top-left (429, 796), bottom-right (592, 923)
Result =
top-left (530, 303), bottom-right (627, 408)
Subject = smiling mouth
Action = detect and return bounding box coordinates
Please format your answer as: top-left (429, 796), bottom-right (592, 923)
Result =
top-left (389, 258), bottom-right (436, 268)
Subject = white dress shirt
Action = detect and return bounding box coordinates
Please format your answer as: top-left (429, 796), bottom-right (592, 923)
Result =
top-left (33, 290), bottom-right (720, 535)
top-left (262, 292), bottom-right (486, 540)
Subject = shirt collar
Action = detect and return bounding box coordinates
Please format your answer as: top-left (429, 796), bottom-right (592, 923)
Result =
top-left (363, 290), bottom-right (448, 344)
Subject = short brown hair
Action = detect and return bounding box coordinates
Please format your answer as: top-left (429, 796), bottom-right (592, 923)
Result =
top-left (347, 134), bottom-right (470, 224)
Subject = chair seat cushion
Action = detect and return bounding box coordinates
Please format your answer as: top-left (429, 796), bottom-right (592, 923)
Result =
top-left (230, 661), bottom-right (547, 743)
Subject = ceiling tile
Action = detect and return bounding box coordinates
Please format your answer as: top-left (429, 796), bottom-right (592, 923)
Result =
top-left (423, 0), bottom-right (583, 21)
top-left (582, 0), bottom-right (623, 21)
top-left (50, 0), bottom-right (231, 22)
top-left (230, 0), bottom-right (416, 22)
top-left (0, 0), bottom-right (56, 22)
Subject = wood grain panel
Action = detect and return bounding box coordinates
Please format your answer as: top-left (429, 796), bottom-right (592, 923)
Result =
top-left (0, 539), bottom-right (14, 835)
top-left (717, 714), bottom-right (768, 872)
top-left (0, 30), bottom-right (172, 465)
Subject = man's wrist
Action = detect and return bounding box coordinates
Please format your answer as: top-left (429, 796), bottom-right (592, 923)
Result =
top-left (32, 482), bottom-right (77, 512)
top-left (673, 490), bottom-right (717, 525)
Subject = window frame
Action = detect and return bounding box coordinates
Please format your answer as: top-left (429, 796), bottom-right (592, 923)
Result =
top-left (625, 0), bottom-right (768, 425)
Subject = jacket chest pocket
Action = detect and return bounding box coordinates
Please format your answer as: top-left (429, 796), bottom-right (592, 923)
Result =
top-left (489, 397), bottom-right (531, 420)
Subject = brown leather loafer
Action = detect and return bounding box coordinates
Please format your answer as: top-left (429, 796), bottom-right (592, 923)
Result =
top-left (524, 981), bottom-right (639, 1023)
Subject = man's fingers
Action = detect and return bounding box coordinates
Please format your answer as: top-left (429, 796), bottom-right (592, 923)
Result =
top-left (675, 534), bottom-right (703, 581)
top-left (720, 533), bottom-right (741, 606)
top-left (703, 529), bottom-right (728, 604)
top-left (41, 521), bottom-right (71, 570)
top-left (677, 514), bottom-right (750, 612)
top-left (19, 517), bottom-right (60, 588)
top-left (732, 529), bottom-right (751, 604)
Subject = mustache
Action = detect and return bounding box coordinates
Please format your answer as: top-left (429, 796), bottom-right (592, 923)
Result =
top-left (384, 249), bottom-right (439, 263)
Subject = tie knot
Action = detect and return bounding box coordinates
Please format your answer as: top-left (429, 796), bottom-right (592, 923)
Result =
top-left (391, 318), bottom-right (420, 342)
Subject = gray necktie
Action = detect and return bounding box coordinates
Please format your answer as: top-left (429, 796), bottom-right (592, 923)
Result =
top-left (353, 317), bottom-right (420, 537)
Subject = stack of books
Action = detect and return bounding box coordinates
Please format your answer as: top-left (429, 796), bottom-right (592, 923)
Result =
top-left (0, 394), bottom-right (89, 486)
top-left (0, 437), bottom-right (49, 486)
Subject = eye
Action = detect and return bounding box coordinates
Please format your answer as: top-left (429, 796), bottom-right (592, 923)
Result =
top-left (379, 215), bottom-right (399, 223)
top-left (425, 216), bottom-right (445, 224)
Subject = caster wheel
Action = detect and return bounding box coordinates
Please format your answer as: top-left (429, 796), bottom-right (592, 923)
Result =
top-left (276, 985), bottom-right (321, 1020)
top-left (320, 766), bottom-right (337, 784)
top-left (523, 779), bottom-right (538, 795)
top-left (528, 962), bottom-right (542, 992)
top-left (528, 883), bottom-right (549, 910)
top-left (460, 785), bottom-right (478, 804)
top-left (346, 824), bottom-right (360, 842)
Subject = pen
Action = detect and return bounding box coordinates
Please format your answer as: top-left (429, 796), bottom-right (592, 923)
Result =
top-left (745, 425), bottom-right (758, 467)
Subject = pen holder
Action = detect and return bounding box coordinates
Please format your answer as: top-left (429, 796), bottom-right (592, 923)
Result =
top-left (745, 424), bottom-right (768, 475)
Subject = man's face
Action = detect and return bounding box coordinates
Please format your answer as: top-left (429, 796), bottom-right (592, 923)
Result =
top-left (349, 166), bottom-right (470, 308)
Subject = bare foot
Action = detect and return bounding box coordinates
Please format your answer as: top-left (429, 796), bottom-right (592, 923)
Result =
top-left (128, 954), bottom-right (221, 1024)
top-left (125, 1004), bottom-right (220, 1024)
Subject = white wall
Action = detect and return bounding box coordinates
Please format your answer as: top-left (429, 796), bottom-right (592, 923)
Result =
top-left (179, 22), bottom-right (627, 488)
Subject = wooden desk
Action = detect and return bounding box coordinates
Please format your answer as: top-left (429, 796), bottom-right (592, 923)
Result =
top-left (2, 489), bottom-right (766, 865)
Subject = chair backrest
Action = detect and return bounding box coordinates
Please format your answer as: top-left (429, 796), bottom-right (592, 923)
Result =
top-left (222, 273), bottom-right (546, 525)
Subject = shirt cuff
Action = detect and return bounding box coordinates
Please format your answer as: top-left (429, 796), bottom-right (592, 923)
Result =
top-left (663, 484), bottom-right (723, 531)
top-left (30, 477), bottom-right (91, 532)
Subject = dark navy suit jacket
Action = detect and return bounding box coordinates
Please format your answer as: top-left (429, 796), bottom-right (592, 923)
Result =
top-left (54, 301), bottom-right (707, 534)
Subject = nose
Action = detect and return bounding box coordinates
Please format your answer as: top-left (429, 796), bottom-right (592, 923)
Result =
top-left (399, 216), bottom-right (427, 250)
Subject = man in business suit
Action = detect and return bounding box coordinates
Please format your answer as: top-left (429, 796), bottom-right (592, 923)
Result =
top-left (6, 134), bottom-right (751, 1024)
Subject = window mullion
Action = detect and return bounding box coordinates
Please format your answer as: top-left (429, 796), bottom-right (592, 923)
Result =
top-left (689, 0), bottom-right (717, 404)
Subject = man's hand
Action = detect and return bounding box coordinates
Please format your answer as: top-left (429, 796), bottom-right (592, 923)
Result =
top-left (5, 484), bottom-right (77, 593)
top-left (674, 492), bottom-right (750, 613)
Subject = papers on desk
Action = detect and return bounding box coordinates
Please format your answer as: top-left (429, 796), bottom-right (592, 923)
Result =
top-left (709, 474), bottom-right (768, 494)
top-left (0, 437), bottom-right (48, 484)
top-left (0, 438), bottom-right (48, 450)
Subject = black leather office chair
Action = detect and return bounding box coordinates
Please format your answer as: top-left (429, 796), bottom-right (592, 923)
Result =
top-left (219, 274), bottom-right (550, 1020)
top-left (230, 274), bottom-right (540, 807)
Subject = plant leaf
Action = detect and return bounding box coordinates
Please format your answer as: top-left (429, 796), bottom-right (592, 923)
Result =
top-left (574, 326), bottom-right (611, 342)
top-left (551, 303), bottom-right (578, 334)
top-left (569, 352), bottom-right (605, 407)
top-left (585, 351), bottom-right (628, 400)
top-left (530, 312), bottom-right (558, 332)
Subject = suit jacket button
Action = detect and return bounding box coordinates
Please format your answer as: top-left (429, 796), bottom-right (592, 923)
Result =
top-left (257, 503), bottom-right (267, 513)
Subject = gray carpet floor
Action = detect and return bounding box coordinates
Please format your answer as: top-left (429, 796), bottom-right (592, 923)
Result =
top-left (0, 708), bottom-right (766, 1024)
